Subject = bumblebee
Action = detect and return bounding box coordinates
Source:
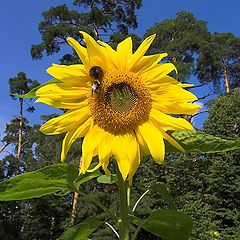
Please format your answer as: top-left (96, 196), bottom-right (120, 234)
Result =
top-left (91, 80), bottom-right (101, 93)
top-left (89, 66), bottom-right (103, 80)
top-left (89, 66), bottom-right (103, 94)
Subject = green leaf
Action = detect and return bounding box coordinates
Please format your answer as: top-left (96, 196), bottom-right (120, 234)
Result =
top-left (151, 183), bottom-right (176, 210)
top-left (59, 216), bottom-right (103, 240)
top-left (13, 78), bottom-right (62, 98)
top-left (74, 169), bottom-right (101, 187)
top-left (97, 174), bottom-right (117, 184)
top-left (0, 164), bottom-right (78, 201)
top-left (130, 209), bottom-right (193, 240)
top-left (166, 130), bottom-right (240, 153)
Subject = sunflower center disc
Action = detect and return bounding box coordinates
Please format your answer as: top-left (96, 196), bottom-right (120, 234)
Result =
top-left (89, 71), bottom-right (152, 134)
top-left (106, 83), bottom-right (137, 114)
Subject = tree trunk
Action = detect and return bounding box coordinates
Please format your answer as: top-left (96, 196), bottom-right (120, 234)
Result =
top-left (71, 157), bottom-right (82, 225)
top-left (71, 191), bottom-right (79, 225)
top-left (223, 65), bottom-right (230, 94)
top-left (16, 98), bottom-right (23, 175)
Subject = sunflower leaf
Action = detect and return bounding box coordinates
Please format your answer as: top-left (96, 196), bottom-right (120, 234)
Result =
top-left (97, 174), bottom-right (117, 184)
top-left (151, 183), bottom-right (176, 210)
top-left (166, 130), bottom-right (240, 153)
top-left (13, 78), bottom-right (62, 98)
top-left (130, 210), bottom-right (193, 240)
top-left (58, 216), bottom-right (103, 240)
top-left (0, 164), bottom-right (78, 201)
top-left (74, 169), bottom-right (101, 187)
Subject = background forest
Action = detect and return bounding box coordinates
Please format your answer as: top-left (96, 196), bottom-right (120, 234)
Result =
top-left (0, 1), bottom-right (239, 239)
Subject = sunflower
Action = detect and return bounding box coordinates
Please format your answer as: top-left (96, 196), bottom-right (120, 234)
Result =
top-left (36, 31), bottom-right (199, 183)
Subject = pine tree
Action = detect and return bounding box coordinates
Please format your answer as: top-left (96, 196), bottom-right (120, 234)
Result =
top-left (145, 11), bottom-right (211, 82)
top-left (202, 90), bottom-right (240, 239)
top-left (31, 0), bottom-right (142, 62)
top-left (197, 33), bottom-right (240, 93)
top-left (0, 73), bottom-right (39, 240)
top-left (8, 72), bottom-right (39, 174)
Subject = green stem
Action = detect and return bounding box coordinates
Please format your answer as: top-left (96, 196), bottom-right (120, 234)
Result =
top-left (131, 226), bottom-right (141, 240)
top-left (117, 167), bottom-right (130, 240)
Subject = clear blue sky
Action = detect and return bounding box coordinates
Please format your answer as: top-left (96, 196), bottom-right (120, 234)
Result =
top-left (1, 0), bottom-right (240, 141)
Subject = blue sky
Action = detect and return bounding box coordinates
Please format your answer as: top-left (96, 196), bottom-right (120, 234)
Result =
top-left (1, 0), bottom-right (240, 142)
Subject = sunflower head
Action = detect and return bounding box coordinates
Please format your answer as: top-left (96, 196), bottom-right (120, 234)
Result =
top-left (89, 69), bottom-right (152, 135)
top-left (36, 31), bottom-right (199, 183)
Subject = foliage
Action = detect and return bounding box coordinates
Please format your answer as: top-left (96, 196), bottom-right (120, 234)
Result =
top-left (197, 33), bottom-right (240, 92)
top-left (9, 72), bottom-right (39, 100)
top-left (2, 118), bottom-right (30, 150)
top-left (145, 11), bottom-right (240, 93)
top-left (204, 89), bottom-right (240, 138)
top-left (145, 11), bottom-right (210, 82)
top-left (59, 216), bottom-right (103, 240)
top-left (202, 90), bottom-right (240, 239)
top-left (166, 90), bottom-right (240, 239)
top-left (31, 0), bottom-right (142, 61)
top-left (20, 196), bottom-right (72, 240)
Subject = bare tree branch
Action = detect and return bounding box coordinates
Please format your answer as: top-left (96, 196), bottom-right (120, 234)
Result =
top-left (0, 142), bottom-right (11, 154)
top-left (190, 110), bottom-right (209, 122)
top-left (193, 90), bottom-right (214, 103)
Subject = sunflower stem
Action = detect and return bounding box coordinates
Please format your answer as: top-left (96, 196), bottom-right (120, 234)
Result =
top-left (117, 167), bottom-right (130, 240)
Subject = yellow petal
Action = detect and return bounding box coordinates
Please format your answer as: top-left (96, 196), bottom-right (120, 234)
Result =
top-left (46, 64), bottom-right (90, 87)
top-left (80, 125), bottom-right (106, 173)
top-left (47, 64), bottom-right (86, 77)
top-left (98, 131), bottom-right (113, 164)
top-left (102, 158), bottom-right (111, 176)
top-left (180, 83), bottom-right (194, 88)
top-left (137, 122), bottom-right (165, 164)
top-left (36, 83), bottom-right (89, 109)
top-left (67, 37), bottom-right (91, 70)
top-left (142, 63), bottom-right (177, 85)
top-left (150, 108), bottom-right (193, 131)
top-left (97, 40), bottom-right (118, 70)
top-left (61, 117), bottom-right (93, 161)
top-left (157, 127), bottom-right (186, 152)
top-left (80, 31), bottom-right (108, 70)
top-left (145, 76), bottom-right (179, 90)
top-left (128, 143), bottom-right (140, 184)
top-left (150, 82), bottom-right (199, 115)
top-left (152, 101), bottom-right (200, 115)
top-left (97, 131), bottom-right (114, 176)
top-left (36, 83), bottom-right (89, 97)
top-left (131, 53), bottom-right (167, 74)
top-left (135, 129), bottom-right (149, 156)
top-left (40, 107), bottom-right (91, 135)
top-left (117, 37), bottom-right (132, 69)
top-left (87, 163), bottom-right (101, 173)
top-left (35, 97), bottom-right (88, 110)
top-left (36, 83), bottom-right (89, 98)
top-left (150, 84), bottom-right (198, 102)
top-left (112, 132), bottom-right (140, 181)
top-left (128, 34), bottom-right (156, 70)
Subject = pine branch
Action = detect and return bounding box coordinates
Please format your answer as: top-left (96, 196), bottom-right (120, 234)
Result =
top-left (193, 90), bottom-right (214, 103)
top-left (190, 110), bottom-right (209, 122)
top-left (0, 142), bottom-right (11, 154)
